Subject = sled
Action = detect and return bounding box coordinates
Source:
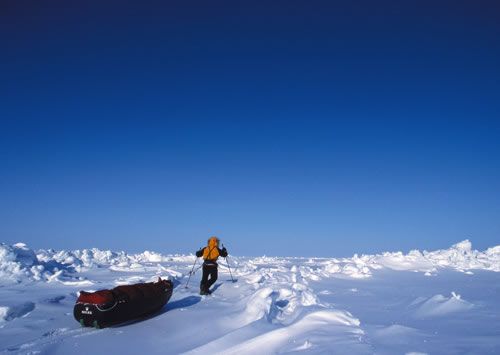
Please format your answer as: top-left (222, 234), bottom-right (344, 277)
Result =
top-left (74, 278), bottom-right (173, 328)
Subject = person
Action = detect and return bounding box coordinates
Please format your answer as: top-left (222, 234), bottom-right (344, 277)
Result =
top-left (195, 236), bottom-right (228, 295)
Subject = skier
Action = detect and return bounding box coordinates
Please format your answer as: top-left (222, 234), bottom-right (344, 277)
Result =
top-left (195, 236), bottom-right (228, 295)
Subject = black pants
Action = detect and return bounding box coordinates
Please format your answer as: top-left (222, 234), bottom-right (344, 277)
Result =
top-left (200, 263), bottom-right (218, 291)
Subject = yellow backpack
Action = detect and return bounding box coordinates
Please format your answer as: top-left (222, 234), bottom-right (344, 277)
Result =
top-left (202, 236), bottom-right (220, 261)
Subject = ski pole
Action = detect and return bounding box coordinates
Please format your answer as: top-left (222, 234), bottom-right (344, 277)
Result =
top-left (221, 243), bottom-right (235, 282)
top-left (225, 255), bottom-right (235, 283)
top-left (185, 257), bottom-right (198, 288)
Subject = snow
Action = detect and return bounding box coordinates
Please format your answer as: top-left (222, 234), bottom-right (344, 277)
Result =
top-left (0, 240), bottom-right (499, 354)
top-left (411, 292), bottom-right (474, 318)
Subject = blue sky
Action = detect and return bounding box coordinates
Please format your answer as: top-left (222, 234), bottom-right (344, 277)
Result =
top-left (1, 1), bottom-right (499, 256)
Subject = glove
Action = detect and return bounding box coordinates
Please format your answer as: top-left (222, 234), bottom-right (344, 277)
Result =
top-left (195, 248), bottom-right (203, 257)
top-left (221, 247), bottom-right (228, 257)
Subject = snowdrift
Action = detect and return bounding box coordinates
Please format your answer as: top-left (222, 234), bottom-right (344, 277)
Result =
top-left (1, 240), bottom-right (499, 354)
top-left (1, 240), bottom-right (498, 286)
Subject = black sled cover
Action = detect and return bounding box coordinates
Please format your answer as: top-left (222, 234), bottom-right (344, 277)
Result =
top-left (74, 278), bottom-right (173, 328)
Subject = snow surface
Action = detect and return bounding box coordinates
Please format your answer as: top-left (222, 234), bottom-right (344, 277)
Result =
top-left (0, 240), bottom-right (499, 354)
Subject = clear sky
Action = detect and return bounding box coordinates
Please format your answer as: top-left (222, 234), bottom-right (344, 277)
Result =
top-left (1, 1), bottom-right (499, 257)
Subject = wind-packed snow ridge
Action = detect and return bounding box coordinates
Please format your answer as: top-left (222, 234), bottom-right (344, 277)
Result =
top-left (0, 240), bottom-right (499, 285)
